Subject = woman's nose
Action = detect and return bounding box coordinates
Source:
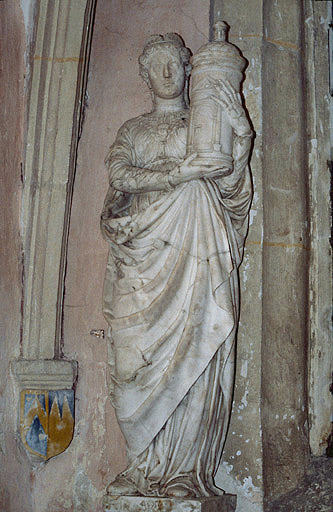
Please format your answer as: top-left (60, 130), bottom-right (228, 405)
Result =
top-left (163, 63), bottom-right (171, 78)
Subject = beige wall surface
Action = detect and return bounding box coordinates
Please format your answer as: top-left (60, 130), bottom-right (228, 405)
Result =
top-left (0, 1), bottom-right (33, 511)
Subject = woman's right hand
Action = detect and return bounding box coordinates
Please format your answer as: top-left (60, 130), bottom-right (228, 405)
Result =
top-left (169, 154), bottom-right (229, 186)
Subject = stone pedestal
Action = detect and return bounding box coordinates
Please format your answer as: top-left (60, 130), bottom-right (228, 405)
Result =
top-left (103, 494), bottom-right (236, 512)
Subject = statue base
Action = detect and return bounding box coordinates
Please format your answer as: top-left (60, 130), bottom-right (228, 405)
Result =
top-left (103, 494), bottom-right (237, 512)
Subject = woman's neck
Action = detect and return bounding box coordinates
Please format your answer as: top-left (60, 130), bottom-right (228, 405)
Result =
top-left (152, 95), bottom-right (186, 113)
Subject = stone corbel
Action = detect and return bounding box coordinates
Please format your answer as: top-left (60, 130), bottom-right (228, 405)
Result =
top-left (11, 360), bottom-right (77, 391)
top-left (11, 0), bottom-right (96, 462)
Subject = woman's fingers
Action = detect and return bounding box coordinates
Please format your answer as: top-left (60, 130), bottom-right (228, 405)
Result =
top-left (210, 94), bottom-right (227, 108)
top-left (183, 152), bottom-right (198, 165)
top-left (205, 166), bottom-right (230, 178)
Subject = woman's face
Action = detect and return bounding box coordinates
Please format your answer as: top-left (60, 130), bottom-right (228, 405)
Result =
top-left (147, 48), bottom-right (185, 100)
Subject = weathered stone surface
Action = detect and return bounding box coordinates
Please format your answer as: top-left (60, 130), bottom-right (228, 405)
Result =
top-left (261, 0), bottom-right (309, 499)
top-left (103, 495), bottom-right (237, 512)
top-left (305, 1), bottom-right (333, 457)
top-left (11, 359), bottom-right (77, 390)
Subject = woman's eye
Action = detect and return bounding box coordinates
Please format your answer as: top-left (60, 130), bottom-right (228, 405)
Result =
top-left (152, 65), bottom-right (162, 73)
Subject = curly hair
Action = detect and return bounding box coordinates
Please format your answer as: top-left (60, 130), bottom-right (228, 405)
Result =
top-left (139, 33), bottom-right (192, 87)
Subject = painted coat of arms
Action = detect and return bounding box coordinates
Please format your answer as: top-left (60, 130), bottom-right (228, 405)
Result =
top-left (20, 389), bottom-right (74, 460)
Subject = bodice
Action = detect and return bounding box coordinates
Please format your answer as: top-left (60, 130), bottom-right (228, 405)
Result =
top-left (107, 109), bottom-right (189, 215)
top-left (127, 109), bottom-right (189, 167)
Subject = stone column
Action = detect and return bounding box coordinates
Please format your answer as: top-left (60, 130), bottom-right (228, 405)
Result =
top-left (261, 0), bottom-right (309, 500)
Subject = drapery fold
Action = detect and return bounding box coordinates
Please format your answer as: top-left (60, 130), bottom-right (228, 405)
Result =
top-left (101, 110), bottom-right (252, 496)
top-left (103, 175), bottom-right (249, 458)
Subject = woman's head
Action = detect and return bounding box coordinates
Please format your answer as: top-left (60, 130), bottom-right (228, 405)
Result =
top-left (139, 34), bottom-right (191, 103)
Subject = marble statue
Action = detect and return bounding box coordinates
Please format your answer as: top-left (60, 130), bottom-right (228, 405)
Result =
top-left (101, 29), bottom-right (252, 499)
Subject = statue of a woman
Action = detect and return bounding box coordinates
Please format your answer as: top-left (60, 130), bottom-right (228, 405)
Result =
top-left (101, 33), bottom-right (252, 499)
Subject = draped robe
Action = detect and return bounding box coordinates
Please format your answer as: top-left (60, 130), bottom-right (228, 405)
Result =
top-left (101, 108), bottom-right (252, 497)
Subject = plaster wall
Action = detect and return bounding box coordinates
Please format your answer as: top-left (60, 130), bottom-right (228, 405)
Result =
top-left (0, 1), bottom-right (33, 511)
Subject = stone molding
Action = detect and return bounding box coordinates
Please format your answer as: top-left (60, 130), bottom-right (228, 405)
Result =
top-left (21, 0), bottom-right (96, 360)
top-left (11, 359), bottom-right (77, 391)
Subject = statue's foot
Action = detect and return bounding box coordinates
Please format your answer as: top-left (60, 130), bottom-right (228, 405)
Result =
top-left (165, 484), bottom-right (196, 498)
top-left (107, 474), bottom-right (141, 496)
